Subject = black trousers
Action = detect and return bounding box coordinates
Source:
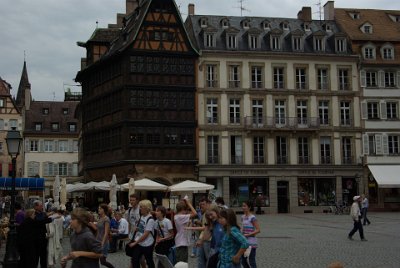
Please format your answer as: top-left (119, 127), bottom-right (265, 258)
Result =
top-left (348, 220), bottom-right (365, 239)
top-left (131, 244), bottom-right (155, 268)
top-left (34, 239), bottom-right (48, 268)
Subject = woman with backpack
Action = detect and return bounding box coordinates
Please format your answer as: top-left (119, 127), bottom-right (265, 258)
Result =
top-left (241, 201), bottom-right (260, 268)
top-left (126, 199), bottom-right (156, 268)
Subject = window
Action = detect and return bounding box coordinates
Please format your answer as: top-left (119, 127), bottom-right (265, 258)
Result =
top-left (164, 132), bottom-right (178, 145)
top-left (364, 47), bottom-right (375, 59)
top-left (207, 136), bottom-right (219, 164)
top-left (51, 123), bottom-right (59, 131)
top-left (363, 25), bottom-right (372, 34)
top-left (44, 162), bottom-right (56, 176)
top-left (273, 67), bottom-right (285, 89)
top-left (367, 102), bottom-right (379, 119)
top-left (336, 38), bottom-right (346, 53)
top-left (59, 140), bottom-right (68, 152)
top-left (387, 102), bottom-right (398, 119)
top-left (69, 123), bottom-right (77, 132)
top-left (206, 65), bottom-right (218, 88)
top-left (44, 140), bottom-right (53, 152)
top-left (317, 68), bottom-right (329, 90)
top-left (0, 98), bottom-right (4, 107)
top-left (295, 68), bottom-right (307, 90)
top-left (338, 69), bottom-right (350, 90)
top-left (276, 136), bottom-right (287, 164)
top-left (0, 119), bottom-right (3, 130)
top-left (73, 140), bottom-right (79, 152)
top-left (58, 163), bottom-right (68, 176)
top-left (382, 47), bottom-right (394, 60)
top-left (262, 21), bottom-right (271, 30)
top-left (249, 35), bottom-right (258, 50)
top-left (388, 135), bottom-right (400, 155)
top-left (205, 33), bottom-right (215, 48)
top-left (319, 100), bottom-right (329, 125)
top-left (340, 101), bottom-right (351, 126)
top-left (206, 98), bottom-right (218, 124)
top-left (298, 137), bottom-right (309, 164)
top-left (35, 123), bottom-right (42, 131)
top-left (229, 178), bottom-right (269, 207)
top-left (320, 136), bottom-right (331, 164)
top-left (314, 38), bottom-right (324, 52)
top-left (227, 35), bottom-right (237, 49)
top-left (9, 119), bottom-right (18, 130)
top-left (293, 37), bottom-right (302, 51)
top-left (72, 163), bottom-right (79, 176)
top-left (42, 108), bottom-right (49, 115)
top-left (271, 36), bottom-right (281, 50)
top-left (275, 100), bottom-right (286, 125)
top-left (62, 108), bottom-right (69, 115)
top-left (252, 100), bottom-right (263, 126)
top-left (130, 133), bottom-right (144, 145)
top-left (228, 65), bottom-right (240, 88)
top-left (251, 66), bottom-right (263, 89)
top-left (297, 100), bottom-right (308, 125)
top-left (229, 99), bottom-right (241, 124)
top-left (27, 161), bottom-right (40, 177)
top-left (350, 13), bottom-right (360, 19)
top-left (342, 137), bottom-right (352, 164)
top-left (253, 136), bottom-right (265, 164)
top-left (221, 19), bottom-right (229, 28)
top-left (366, 71), bottom-right (377, 87)
top-left (298, 178), bottom-right (336, 206)
top-left (30, 140), bottom-right (39, 152)
top-left (368, 135), bottom-right (376, 155)
top-left (230, 136), bottom-right (243, 164)
top-left (384, 71), bottom-right (396, 87)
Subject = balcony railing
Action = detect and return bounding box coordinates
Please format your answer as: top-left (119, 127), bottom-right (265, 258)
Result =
top-left (342, 157), bottom-right (353, 165)
top-left (231, 155), bottom-right (243, 164)
top-left (298, 156), bottom-right (310, 164)
top-left (320, 156), bottom-right (332, 164)
top-left (244, 116), bottom-right (320, 130)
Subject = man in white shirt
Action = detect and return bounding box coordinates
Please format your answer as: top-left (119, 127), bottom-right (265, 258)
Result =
top-left (348, 196), bottom-right (367, 241)
top-left (110, 212), bottom-right (129, 252)
top-left (125, 194), bottom-right (140, 235)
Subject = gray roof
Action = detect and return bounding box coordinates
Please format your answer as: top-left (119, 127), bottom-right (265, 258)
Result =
top-left (186, 15), bottom-right (351, 55)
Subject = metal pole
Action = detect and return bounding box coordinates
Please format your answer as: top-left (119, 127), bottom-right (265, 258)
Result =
top-left (2, 156), bottom-right (20, 267)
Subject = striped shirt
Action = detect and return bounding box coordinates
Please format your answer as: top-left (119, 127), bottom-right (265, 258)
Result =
top-left (241, 214), bottom-right (258, 248)
top-left (218, 226), bottom-right (248, 268)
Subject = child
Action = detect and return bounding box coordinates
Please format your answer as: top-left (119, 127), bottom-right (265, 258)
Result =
top-left (61, 208), bottom-right (102, 268)
top-left (154, 205), bottom-right (175, 265)
top-left (218, 209), bottom-right (248, 268)
top-left (241, 201), bottom-right (260, 268)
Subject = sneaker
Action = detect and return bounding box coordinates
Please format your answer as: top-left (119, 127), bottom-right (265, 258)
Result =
top-left (348, 236), bottom-right (353, 240)
top-left (361, 238), bottom-right (368, 241)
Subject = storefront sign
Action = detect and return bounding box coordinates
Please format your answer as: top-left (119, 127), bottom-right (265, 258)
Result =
top-left (298, 169), bottom-right (334, 175)
top-left (231, 170), bottom-right (267, 175)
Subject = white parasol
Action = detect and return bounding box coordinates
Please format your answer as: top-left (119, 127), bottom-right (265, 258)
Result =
top-left (109, 174), bottom-right (118, 210)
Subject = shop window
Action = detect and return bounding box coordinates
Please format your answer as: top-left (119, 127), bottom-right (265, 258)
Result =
top-left (229, 178), bottom-right (269, 207)
top-left (298, 178), bottom-right (336, 206)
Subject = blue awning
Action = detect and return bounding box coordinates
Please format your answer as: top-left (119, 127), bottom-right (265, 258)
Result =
top-left (0, 177), bottom-right (45, 191)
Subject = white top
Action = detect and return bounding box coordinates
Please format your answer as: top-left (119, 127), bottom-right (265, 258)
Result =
top-left (350, 202), bottom-right (361, 221)
top-left (118, 218), bottom-right (129, 235)
top-left (154, 218), bottom-right (173, 239)
top-left (174, 214), bottom-right (191, 247)
top-left (135, 214), bottom-right (155, 247)
top-left (125, 206), bottom-right (140, 228)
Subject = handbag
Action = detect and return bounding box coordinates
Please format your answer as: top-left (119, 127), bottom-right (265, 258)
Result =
top-left (125, 242), bottom-right (136, 257)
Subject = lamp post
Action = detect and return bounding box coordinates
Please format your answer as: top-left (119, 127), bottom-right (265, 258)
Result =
top-left (355, 173), bottom-right (361, 195)
top-left (3, 129), bottom-right (22, 268)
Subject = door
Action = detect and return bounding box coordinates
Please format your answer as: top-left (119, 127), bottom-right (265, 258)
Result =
top-left (277, 181), bottom-right (289, 213)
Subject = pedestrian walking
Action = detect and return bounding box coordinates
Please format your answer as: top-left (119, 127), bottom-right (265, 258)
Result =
top-left (205, 205), bottom-right (224, 268)
top-left (17, 209), bottom-right (38, 268)
top-left (96, 204), bottom-right (115, 268)
top-left (361, 194), bottom-right (371, 225)
top-left (154, 205), bottom-right (175, 266)
top-left (241, 200), bottom-right (260, 268)
top-left (195, 197), bottom-right (211, 267)
top-left (348, 196), bottom-right (367, 241)
top-left (218, 209), bottom-right (249, 268)
top-left (61, 208), bottom-right (102, 268)
top-left (33, 200), bottom-right (53, 268)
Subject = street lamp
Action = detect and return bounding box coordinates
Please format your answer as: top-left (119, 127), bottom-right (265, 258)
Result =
top-left (355, 173), bottom-right (361, 195)
top-left (3, 129), bottom-right (22, 268)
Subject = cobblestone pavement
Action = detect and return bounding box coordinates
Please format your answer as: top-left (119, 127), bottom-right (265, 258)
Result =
top-left (2, 212), bottom-right (399, 268)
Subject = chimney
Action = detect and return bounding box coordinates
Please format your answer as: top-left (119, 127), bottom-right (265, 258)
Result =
top-left (298, 6), bottom-right (312, 22)
top-left (126, 0), bottom-right (139, 15)
top-left (324, 1), bottom-right (335, 20)
top-left (188, 4), bottom-right (195, 16)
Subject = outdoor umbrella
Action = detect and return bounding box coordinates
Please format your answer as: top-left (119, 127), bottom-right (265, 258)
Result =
top-left (168, 180), bottom-right (214, 192)
top-left (109, 174), bottom-right (118, 210)
top-left (128, 177), bottom-right (135, 196)
top-left (121, 178), bottom-right (168, 191)
top-left (53, 175), bottom-right (60, 209)
top-left (60, 177), bottom-right (67, 210)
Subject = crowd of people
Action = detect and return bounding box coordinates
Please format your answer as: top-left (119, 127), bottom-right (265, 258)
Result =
top-left (7, 194), bottom-right (261, 268)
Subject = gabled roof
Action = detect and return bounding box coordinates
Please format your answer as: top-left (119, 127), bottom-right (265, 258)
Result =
top-left (335, 8), bottom-right (400, 41)
top-left (78, 28), bottom-right (121, 47)
top-left (0, 77), bottom-right (11, 96)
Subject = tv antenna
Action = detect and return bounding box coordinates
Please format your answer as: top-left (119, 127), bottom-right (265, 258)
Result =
top-left (314, 0), bottom-right (323, 21)
top-left (235, 0), bottom-right (250, 16)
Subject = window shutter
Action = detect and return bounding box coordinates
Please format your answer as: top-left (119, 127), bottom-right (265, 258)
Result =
top-left (54, 141), bottom-right (59, 152)
top-left (34, 162), bottom-right (40, 176)
top-left (361, 101), bottom-right (368, 119)
top-left (67, 163), bottom-right (72, 176)
top-left (380, 100), bottom-right (387, 120)
top-left (68, 140), bottom-right (73, 153)
top-left (27, 162), bottom-right (33, 176)
top-left (360, 70), bottom-right (366, 88)
top-left (43, 162), bottom-right (49, 176)
top-left (375, 134), bottom-right (383, 155)
top-left (378, 70), bottom-right (385, 88)
top-left (362, 134), bottom-right (369, 155)
top-left (39, 139), bottom-right (44, 152)
top-left (382, 134), bottom-right (389, 155)
top-left (25, 139), bottom-right (30, 152)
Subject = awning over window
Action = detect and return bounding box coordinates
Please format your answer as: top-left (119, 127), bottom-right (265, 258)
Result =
top-left (0, 177), bottom-right (45, 191)
top-left (368, 165), bottom-right (400, 188)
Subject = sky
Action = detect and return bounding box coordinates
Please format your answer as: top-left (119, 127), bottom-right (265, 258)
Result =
top-left (1, 0), bottom-right (399, 101)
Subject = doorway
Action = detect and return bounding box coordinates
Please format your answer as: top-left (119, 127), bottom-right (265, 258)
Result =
top-left (277, 181), bottom-right (289, 213)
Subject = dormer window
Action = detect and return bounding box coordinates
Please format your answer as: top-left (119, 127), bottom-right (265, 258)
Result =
top-left (249, 35), bottom-right (259, 50)
top-left (381, 44), bottom-right (394, 60)
top-left (323, 24), bottom-right (332, 32)
top-left (292, 36), bottom-right (303, 51)
top-left (303, 23), bottom-right (310, 31)
top-left (335, 38), bottom-right (347, 53)
top-left (349, 12), bottom-right (360, 19)
top-left (241, 20), bottom-right (250, 29)
top-left (227, 34), bottom-right (237, 49)
top-left (281, 21), bottom-right (289, 30)
top-left (221, 18), bottom-right (230, 28)
top-left (35, 123), bottom-right (42, 131)
top-left (271, 35), bottom-right (281, 50)
top-left (388, 14), bottom-right (400, 22)
top-left (363, 44), bottom-right (376, 60)
top-left (361, 23), bottom-right (373, 34)
top-left (200, 17), bottom-right (208, 28)
top-left (314, 37), bottom-right (325, 52)
top-left (262, 20), bottom-right (271, 30)
top-left (51, 122), bottom-right (59, 132)
top-left (62, 108), bottom-right (69, 115)
top-left (204, 33), bottom-right (216, 48)
top-left (42, 108), bottom-right (49, 115)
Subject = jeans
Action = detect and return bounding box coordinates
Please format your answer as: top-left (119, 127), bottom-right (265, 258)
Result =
top-left (242, 248), bottom-right (257, 268)
top-left (198, 241), bottom-right (211, 268)
top-left (361, 207), bottom-right (371, 225)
